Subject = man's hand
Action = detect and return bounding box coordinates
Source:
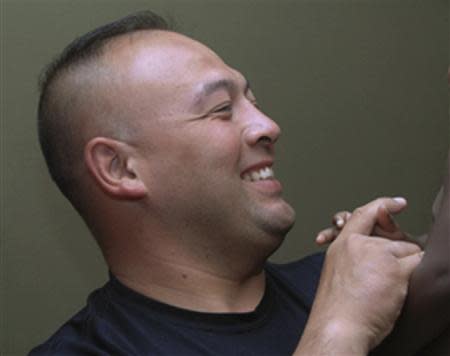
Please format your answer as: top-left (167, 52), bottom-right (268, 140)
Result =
top-left (294, 198), bottom-right (424, 355)
top-left (315, 201), bottom-right (421, 247)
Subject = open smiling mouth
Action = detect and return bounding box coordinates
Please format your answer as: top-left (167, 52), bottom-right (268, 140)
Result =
top-left (242, 166), bottom-right (275, 182)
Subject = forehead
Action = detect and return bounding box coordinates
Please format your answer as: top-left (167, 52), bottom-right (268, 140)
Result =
top-left (98, 31), bottom-right (249, 123)
top-left (105, 30), bottom-right (240, 92)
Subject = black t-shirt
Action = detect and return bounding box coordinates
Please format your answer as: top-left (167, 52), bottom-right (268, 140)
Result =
top-left (30, 253), bottom-right (324, 355)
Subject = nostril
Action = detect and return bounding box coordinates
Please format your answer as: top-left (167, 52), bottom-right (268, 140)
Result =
top-left (258, 136), bottom-right (272, 144)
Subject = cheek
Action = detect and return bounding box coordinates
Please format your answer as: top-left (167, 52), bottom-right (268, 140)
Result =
top-left (141, 123), bottom-right (242, 196)
top-left (180, 124), bottom-right (242, 172)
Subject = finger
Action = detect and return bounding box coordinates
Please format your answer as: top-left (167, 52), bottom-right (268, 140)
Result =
top-left (342, 197), bottom-right (407, 236)
top-left (316, 227), bottom-right (339, 245)
top-left (332, 211), bottom-right (352, 229)
top-left (334, 200), bottom-right (418, 245)
top-left (333, 209), bottom-right (409, 240)
top-left (373, 226), bottom-right (404, 240)
top-left (345, 212), bottom-right (352, 223)
top-left (387, 240), bottom-right (422, 259)
top-left (372, 226), bottom-right (422, 247)
top-left (399, 251), bottom-right (425, 277)
top-left (376, 205), bottom-right (398, 233)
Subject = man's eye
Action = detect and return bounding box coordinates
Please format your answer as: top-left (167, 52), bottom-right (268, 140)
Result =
top-left (213, 104), bottom-right (232, 113)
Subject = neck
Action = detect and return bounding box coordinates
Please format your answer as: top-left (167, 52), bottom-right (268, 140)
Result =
top-left (110, 252), bottom-right (267, 313)
top-left (101, 225), bottom-right (272, 313)
top-left (97, 209), bottom-right (279, 312)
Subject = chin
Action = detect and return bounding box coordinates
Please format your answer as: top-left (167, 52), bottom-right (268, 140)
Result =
top-left (257, 219), bottom-right (295, 261)
top-left (273, 216), bottom-right (296, 239)
top-left (261, 206), bottom-right (296, 241)
top-left (277, 201), bottom-right (296, 230)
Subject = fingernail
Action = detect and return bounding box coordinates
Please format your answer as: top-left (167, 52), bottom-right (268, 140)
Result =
top-left (336, 217), bottom-right (344, 228)
top-left (393, 197), bottom-right (407, 205)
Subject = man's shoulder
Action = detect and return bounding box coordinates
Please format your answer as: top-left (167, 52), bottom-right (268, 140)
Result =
top-left (265, 252), bottom-right (325, 306)
top-left (29, 284), bottom-right (136, 355)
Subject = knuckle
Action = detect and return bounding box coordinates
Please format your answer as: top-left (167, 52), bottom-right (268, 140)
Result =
top-left (381, 242), bottom-right (393, 254)
top-left (371, 197), bottom-right (390, 211)
top-left (345, 233), bottom-right (366, 251)
top-left (352, 207), bottom-right (364, 216)
top-left (376, 196), bottom-right (389, 204)
top-left (347, 232), bottom-right (361, 241)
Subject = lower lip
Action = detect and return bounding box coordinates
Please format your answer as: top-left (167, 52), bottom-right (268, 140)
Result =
top-left (243, 178), bottom-right (282, 193)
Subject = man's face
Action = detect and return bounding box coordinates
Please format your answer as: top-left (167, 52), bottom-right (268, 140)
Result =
top-left (105, 31), bottom-right (295, 252)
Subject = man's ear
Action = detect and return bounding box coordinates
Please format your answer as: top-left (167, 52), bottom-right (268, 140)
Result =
top-left (84, 137), bottom-right (147, 199)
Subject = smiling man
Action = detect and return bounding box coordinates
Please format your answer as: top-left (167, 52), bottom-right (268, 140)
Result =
top-left (30, 11), bottom-right (427, 355)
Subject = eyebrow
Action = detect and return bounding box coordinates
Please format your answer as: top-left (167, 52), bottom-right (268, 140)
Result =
top-left (193, 78), bottom-right (251, 108)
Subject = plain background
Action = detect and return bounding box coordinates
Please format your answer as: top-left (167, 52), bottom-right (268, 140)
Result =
top-left (1, 0), bottom-right (449, 354)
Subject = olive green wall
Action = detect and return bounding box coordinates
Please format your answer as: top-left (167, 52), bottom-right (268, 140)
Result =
top-left (2, 0), bottom-right (449, 354)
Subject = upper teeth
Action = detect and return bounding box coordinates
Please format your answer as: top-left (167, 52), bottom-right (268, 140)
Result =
top-left (243, 167), bottom-right (274, 182)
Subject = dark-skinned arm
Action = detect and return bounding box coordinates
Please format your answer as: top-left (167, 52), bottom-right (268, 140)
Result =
top-left (372, 153), bottom-right (450, 355)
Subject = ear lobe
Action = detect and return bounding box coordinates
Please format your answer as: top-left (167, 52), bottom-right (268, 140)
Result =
top-left (85, 137), bottom-right (147, 199)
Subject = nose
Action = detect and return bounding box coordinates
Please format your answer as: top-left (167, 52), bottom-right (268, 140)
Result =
top-left (244, 106), bottom-right (281, 148)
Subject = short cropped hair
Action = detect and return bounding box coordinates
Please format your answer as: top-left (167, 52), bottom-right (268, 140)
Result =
top-left (38, 11), bottom-right (173, 207)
